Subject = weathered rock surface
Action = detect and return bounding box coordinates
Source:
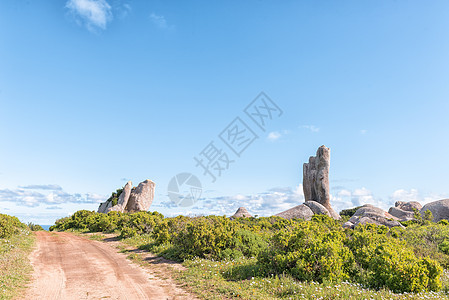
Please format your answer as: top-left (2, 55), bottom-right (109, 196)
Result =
top-left (420, 199), bottom-right (449, 222)
top-left (344, 204), bottom-right (404, 228)
top-left (304, 201), bottom-right (331, 217)
top-left (303, 145), bottom-right (340, 220)
top-left (275, 204), bottom-right (314, 220)
top-left (126, 180), bottom-right (156, 212)
top-left (384, 201), bottom-right (422, 222)
top-left (388, 206), bottom-right (415, 221)
top-left (108, 181), bottom-right (133, 213)
top-left (98, 180), bottom-right (155, 213)
top-left (395, 201), bottom-right (422, 212)
top-left (230, 207), bottom-right (252, 219)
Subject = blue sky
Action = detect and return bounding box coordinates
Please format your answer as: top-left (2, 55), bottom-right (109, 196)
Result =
top-left (0, 0), bottom-right (448, 224)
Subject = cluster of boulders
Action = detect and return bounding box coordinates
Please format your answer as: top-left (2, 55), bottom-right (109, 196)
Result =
top-left (98, 179), bottom-right (155, 213)
top-left (343, 204), bottom-right (404, 229)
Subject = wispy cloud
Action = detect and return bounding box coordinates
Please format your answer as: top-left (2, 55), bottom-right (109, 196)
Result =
top-left (19, 185), bottom-right (63, 191)
top-left (66, 0), bottom-right (113, 31)
top-left (360, 129), bottom-right (368, 135)
top-left (149, 13), bottom-right (169, 29)
top-left (46, 206), bottom-right (63, 210)
top-left (301, 125), bottom-right (320, 133)
top-left (0, 186), bottom-right (106, 207)
top-left (390, 189), bottom-right (447, 205)
top-left (266, 130), bottom-right (290, 142)
top-left (267, 131), bottom-right (281, 141)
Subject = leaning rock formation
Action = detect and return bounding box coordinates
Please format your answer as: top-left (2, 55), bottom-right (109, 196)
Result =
top-left (344, 204), bottom-right (404, 228)
top-left (126, 180), bottom-right (156, 212)
top-left (98, 180), bottom-right (155, 213)
top-left (303, 145), bottom-right (340, 219)
top-left (275, 204), bottom-right (314, 220)
top-left (420, 199), bottom-right (449, 222)
top-left (230, 207), bottom-right (252, 219)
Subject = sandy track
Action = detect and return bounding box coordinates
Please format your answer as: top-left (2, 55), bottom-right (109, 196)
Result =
top-left (24, 231), bottom-right (178, 300)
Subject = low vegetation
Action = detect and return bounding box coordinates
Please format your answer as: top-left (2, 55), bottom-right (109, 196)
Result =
top-left (0, 214), bottom-right (35, 299)
top-left (51, 210), bottom-right (449, 298)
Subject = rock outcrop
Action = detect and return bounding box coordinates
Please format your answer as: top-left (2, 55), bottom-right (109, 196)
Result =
top-left (126, 180), bottom-right (156, 212)
top-left (396, 201), bottom-right (422, 212)
top-left (420, 199), bottom-right (449, 222)
top-left (386, 201), bottom-right (422, 222)
top-left (230, 207), bottom-right (252, 219)
top-left (344, 204), bottom-right (404, 228)
top-left (303, 145), bottom-right (340, 219)
top-left (98, 180), bottom-right (155, 213)
top-left (275, 204), bottom-right (314, 220)
top-left (275, 145), bottom-right (340, 221)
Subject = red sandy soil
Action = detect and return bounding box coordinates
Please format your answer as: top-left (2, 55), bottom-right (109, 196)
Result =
top-left (23, 231), bottom-right (194, 300)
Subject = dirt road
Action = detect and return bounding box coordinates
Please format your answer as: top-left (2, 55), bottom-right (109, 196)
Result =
top-left (24, 231), bottom-right (189, 300)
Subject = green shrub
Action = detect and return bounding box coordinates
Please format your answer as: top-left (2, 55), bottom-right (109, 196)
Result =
top-left (367, 242), bottom-right (441, 292)
top-left (173, 216), bottom-right (246, 260)
top-left (120, 226), bottom-right (138, 238)
top-left (27, 223), bottom-right (44, 231)
top-left (259, 217), bottom-right (355, 283)
top-left (340, 206), bottom-right (361, 217)
top-left (0, 214), bottom-right (26, 238)
top-left (438, 219), bottom-right (449, 226)
top-left (438, 240), bottom-right (449, 255)
top-left (86, 213), bottom-right (113, 232)
top-left (347, 224), bottom-right (442, 292)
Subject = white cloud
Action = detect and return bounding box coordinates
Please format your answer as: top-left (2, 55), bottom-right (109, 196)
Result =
top-left (19, 184), bottom-right (62, 191)
top-left (0, 186), bottom-right (106, 207)
top-left (389, 189), bottom-right (420, 203)
top-left (360, 129), bottom-right (368, 135)
top-left (162, 185), bottom-right (306, 217)
top-left (267, 131), bottom-right (281, 141)
top-left (390, 188), bottom-right (448, 206)
top-left (149, 13), bottom-right (169, 29)
top-left (66, 0), bottom-right (113, 31)
top-left (301, 125), bottom-right (320, 133)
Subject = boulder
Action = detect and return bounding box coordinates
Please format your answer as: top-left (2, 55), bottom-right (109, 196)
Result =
top-left (420, 199), bottom-right (449, 222)
top-left (275, 204), bottom-right (314, 220)
top-left (126, 180), bottom-right (156, 212)
top-left (349, 204), bottom-right (403, 228)
top-left (304, 201), bottom-right (331, 217)
top-left (303, 145), bottom-right (340, 219)
top-left (395, 201), bottom-right (422, 212)
top-left (388, 206), bottom-right (415, 221)
top-left (342, 221), bottom-right (354, 229)
top-left (230, 207), bottom-right (252, 219)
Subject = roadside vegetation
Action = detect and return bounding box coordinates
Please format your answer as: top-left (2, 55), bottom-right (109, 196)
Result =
top-left (51, 209), bottom-right (449, 299)
top-left (0, 214), bottom-right (35, 300)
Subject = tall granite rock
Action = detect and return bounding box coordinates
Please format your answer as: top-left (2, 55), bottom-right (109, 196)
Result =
top-left (275, 145), bottom-right (340, 220)
top-left (98, 179), bottom-right (155, 213)
top-left (303, 145), bottom-right (340, 219)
